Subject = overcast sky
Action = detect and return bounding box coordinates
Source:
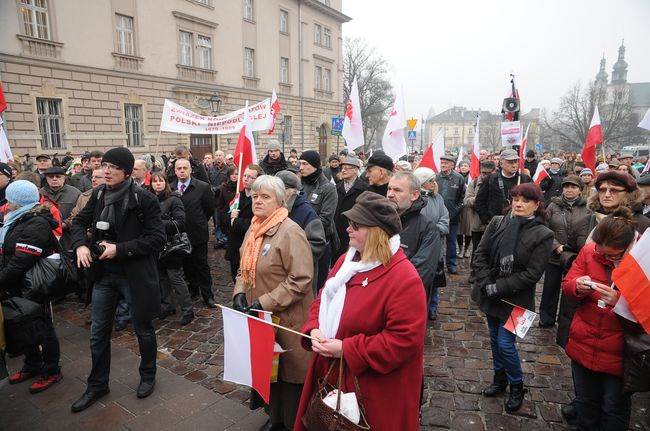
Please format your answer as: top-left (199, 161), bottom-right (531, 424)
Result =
top-left (341, 0), bottom-right (650, 120)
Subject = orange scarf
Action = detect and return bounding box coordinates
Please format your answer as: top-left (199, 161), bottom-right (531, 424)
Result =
top-left (240, 207), bottom-right (289, 288)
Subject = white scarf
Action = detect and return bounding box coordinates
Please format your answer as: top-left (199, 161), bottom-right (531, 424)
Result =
top-left (318, 234), bottom-right (401, 339)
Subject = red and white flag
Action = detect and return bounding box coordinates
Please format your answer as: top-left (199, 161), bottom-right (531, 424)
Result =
top-left (612, 230), bottom-right (650, 333)
top-left (381, 89), bottom-right (407, 161)
top-left (532, 163), bottom-right (549, 185)
top-left (455, 146), bottom-right (464, 171)
top-left (267, 89), bottom-right (281, 134)
top-left (519, 124), bottom-right (530, 175)
top-left (503, 304), bottom-right (536, 338)
top-left (0, 117), bottom-right (13, 163)
top-left (581, 107), bottom-right (602, 172)
top-left (638, 107), bottom-right (650, 131)
top-left (469, 116), bottom-right (480, 181)
top-left (0, 82), bottom-right (7, 113)
top-left (222, 307), bottom-right (276, 403)
top-left (419, 128), bottom-right (445, 173)
top-left (234, 102), bottom-right (257, 191)
top-left (342, 79), bottom-right (364, 151)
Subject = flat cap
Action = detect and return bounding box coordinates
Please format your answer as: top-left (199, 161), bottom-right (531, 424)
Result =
top-left (35, 154), bottom-right (51, 160)
top-left (594, 170), bottom-right (637, 192)
top-left (43, 167), bottom-right (67, 175)
top-left (562, 175), bottom-right (584, 190)
top-left (366, 153), bottom-right (394, 172)
top-left (328, 154), bottom-right (340, 162)
top-left (275, 170), bottom-right (300, 189)
top-left (500, 149), bottom-right (519, 161)
top-left (340, 156), bottom-right (361, 168)
top-left (439, 154), bottom-right (456, 163)
top-left (342, 191), bottom-right (402, 237)
top-left (596, 163), bottom-right (609, 172)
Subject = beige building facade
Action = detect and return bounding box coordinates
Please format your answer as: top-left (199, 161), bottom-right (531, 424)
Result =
top-left (0, 0), bottom-right (350, 161)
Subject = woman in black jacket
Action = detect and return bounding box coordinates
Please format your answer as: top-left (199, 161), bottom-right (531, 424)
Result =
top-left (149, 173), bottom-right (194, 326)
top-left (471, 183), bottom-right (554, 413)
top-left (215, 165), bottom-right (238, 241)
top-left (0, 180), bottom-right (62, 393)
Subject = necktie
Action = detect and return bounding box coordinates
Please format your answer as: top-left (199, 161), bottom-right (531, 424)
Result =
top-left (180, 183), bottom-right (186, 194)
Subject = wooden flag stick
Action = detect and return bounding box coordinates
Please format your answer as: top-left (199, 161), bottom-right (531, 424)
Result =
top-left (217, 304), bottom-right (317, 341)
top-left (235, 152), bottom-right (243, 193)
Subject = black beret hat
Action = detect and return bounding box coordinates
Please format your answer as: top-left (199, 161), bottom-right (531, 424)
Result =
top-left (342, 191), bottom-right (402, 236)
top-left (366, 153), bottom-right (394, 172)
top-left (43, 167), bottom-right (67, 176)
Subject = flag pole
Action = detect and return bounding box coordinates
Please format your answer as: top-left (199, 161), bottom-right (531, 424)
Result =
top-left (217, 304), bottom-right (318, 341)
top-left (154, 128), bottom-right (162, 158)
top-left (235, 152), bottom-right (243, 192)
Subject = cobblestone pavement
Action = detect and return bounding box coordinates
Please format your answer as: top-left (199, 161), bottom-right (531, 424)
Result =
top-left (6, 240), bottom-right (649, 430)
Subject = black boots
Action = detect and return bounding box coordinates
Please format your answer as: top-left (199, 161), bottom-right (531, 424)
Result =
top-left (505, 382), bottom-right (527, 412)
top-left (482, 370), bottom-right (508, 397)
top-left (0, 350), bottom-right (8, 389)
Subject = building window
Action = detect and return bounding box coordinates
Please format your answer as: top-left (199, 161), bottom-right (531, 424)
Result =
top-left (115, 14), bottom-right (135, 55)
top-left (279, 9), bottom-right (288, 33)
top-left (125, 104), bottom-right (143, 148)
top-left (323, 68), bottom-right (331, 91)
top-left (20, 0), bottom-right (51, 40)
top-left (197, 35), bottom-right (212, 69)
top-left (314, 66), bottom-right (322, 90)
top-left (282, 115), bottom-right (292, 145)
top-left (243, 0), bottom-right (254, 20)
top-left (244, 48), bottom-right (255, 77)
top-left (323, 28), bottom-right (331, 48)
top-left (314, 24), bottom-right (321, 45)
top-left (36, 98), bottom-right (64, 150)
top-left (280, 57), bottom-right (289, 84)
top-left (179, 30), bottom-right (193, 66)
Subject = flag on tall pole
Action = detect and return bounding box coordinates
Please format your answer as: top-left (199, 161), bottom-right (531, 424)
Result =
top-left (267, 89), bottom-right (280, 134)
top-left (581, 107), bottom-right (601, 172)
top-left (469, 115), bottom-right (481, 181)
top-left (418, 128), bottom-right (444, 173)
top-left (519, 123), bottom-right (530, 175)
top-left (341, 79), bottom-right (364, 151)
top-left (381, 88), bottom-right (407, 161)
top-left (234, 102), bottom-right (257, 192)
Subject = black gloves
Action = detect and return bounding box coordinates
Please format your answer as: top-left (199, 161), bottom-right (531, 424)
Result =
top-left (484, 283), bottom-right (498, 298)
top-left (233, 293), bottom-right (248, 312)
top-left (247, 300), bottom-right (262, 317)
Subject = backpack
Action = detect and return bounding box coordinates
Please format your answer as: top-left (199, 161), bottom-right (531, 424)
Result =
top-left (1, 297), bottom-right (50, 355)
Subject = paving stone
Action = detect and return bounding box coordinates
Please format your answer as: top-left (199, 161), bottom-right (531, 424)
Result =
top-left (421, 407), bottom-right (451, 428)
top-left (454, 393), bottom-right (480, 411)
top-left (451, 412), bottom-right (484, 430)
top-left (538, 403), bottom-right (563, 422)
top-left (509, 399), bottom-right (538, 419)
top-left (485, 412), bottom-right (522, 430)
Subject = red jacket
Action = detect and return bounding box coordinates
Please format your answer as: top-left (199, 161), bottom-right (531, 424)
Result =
top-left (562, 242), bottom-right (624, 376)
top-left (295, 249), bottom-right (426, 431)
top-left (0, 195), bottom-right (62, 238)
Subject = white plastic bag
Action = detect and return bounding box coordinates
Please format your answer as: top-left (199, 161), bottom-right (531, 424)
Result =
top-left (322, 389), bottom-right (361, 424)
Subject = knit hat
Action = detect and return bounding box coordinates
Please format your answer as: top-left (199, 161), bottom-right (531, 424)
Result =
top-left (102, 147), bottom-right (135, 175)
top-left (299, 150), bottom-right (321, 169)
top-left (395, 160), bottom-right (412, 172)
top-left (413, 167), bottom-right (435, 185)
top-left (366, 153), bottom-right (394, 171)
top-left (550, 157), bottom-right (563, 165)
top-left (342, 191), bottom-right (402, 236)
top-left (594, 170), bottom-right (637, 192)
top-left (579, 168), bottom-right (593, 176)
top-left (596, 163), bottom-right (609, 173)
top-left (328, 155), bottom-right (340, 163)
top-left (562, 175), bottom-right (584, 190)
top-left (276, 170), bottom-right (300, 189)
top-left (0, 162), bottom-right (12, 178)
top-left (5, 180), bottom-right (40, 207)
top-left (267, 140), bottom-right (281, 152)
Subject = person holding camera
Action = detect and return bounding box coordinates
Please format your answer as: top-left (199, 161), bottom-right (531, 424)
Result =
top-left (69, 147), bottom-right (166, 412)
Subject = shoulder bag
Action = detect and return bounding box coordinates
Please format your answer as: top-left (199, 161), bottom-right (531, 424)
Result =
top-left (160, 220), bottom-right (192, 260)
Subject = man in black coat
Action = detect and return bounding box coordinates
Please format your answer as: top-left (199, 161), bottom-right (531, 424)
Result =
top-left (70, 147), bottom-right (166, 412)
top-left (365, 153), bottom-right (393, 196)
top-left (323, 155), bottom-right (342, 183)
top-left (259, 140), bottom-right (288, 175)
top-left (333, 156), bottom-right (368, 258)
top-left (165, 145), bottom-right (210, 185)
top-left (170, 158), bottom-right (216, 308)
top-left (540, 157), bottom-right (566, 204)
top-left (436, 155), bottom-right (466, 274)
top-left (523, 150), bottom-right (538, 177)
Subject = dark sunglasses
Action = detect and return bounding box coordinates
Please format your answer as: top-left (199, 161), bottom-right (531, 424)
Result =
top-left (348, 220), bottom-right (365, 231)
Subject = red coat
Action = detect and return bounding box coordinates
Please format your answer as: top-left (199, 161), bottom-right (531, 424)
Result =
top-left (562, 242), bottom-right (624, 376)
top-left (294, 249), bottom-right (426, 431)
top-left (0, 195), bottom-right (62, 238)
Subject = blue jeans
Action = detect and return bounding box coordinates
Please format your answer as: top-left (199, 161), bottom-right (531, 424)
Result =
top-left (213, 209), bottom-right (228, 245)
top-left (88, 272), bottom-right (157, 390)
top-left (428, 287), bottom-right (438, 313)
top-left (116, 299), bottom-right (130, 323)
top-left (446, 223), bottom-right (458, 270)
top-left (571, 360), bottom-right (631, 431)
top-left (487, 315), bottom-right (522, 384)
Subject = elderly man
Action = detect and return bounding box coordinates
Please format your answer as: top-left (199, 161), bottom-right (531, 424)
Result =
top-left (209, 150), bottom-right (230, 248)
top-left (260, 140), bottom-right (288, 175)
top-left (132, 159), bottom-right (149, 188)
top-left (333, 156), bottom-right (368, 258)
top-left (35, 154), bottom-right (53, 187)
top-left (618, 153), bottom-right (639, 178)
top-left (40, 166), bottom-right (81, 229)
top-left (435, 155), bottom-right (466, 274)
top-left (166, 145), bottom-right (209, 184)
top-left (323, 155), bottom-right (341, 183)
top-left (365, 153), bottom-right (394, 196)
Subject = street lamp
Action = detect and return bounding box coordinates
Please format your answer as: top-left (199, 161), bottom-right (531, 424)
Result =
top-left (208, 94), bottom-right (221, 114)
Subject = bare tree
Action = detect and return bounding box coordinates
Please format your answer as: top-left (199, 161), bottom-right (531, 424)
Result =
top-left (480, 117), bottom-right (502, 152)
top-left (343, 37), bottom-right (394, 152)
top-left (545, 82), bottom-right (636, 153)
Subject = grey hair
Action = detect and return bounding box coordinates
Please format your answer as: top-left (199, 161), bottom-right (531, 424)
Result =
top-left (251, 175), bottom-right (286, 207)
top-left (393, 171), bottom-right (421, 193)
top-left (139, 155), bottom-right (152, 171)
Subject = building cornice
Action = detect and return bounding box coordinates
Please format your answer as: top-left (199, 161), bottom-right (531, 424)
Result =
top-left (302, 0), bottom-right (352, 23)
top-left (171, 11), bottom-right (218, 28)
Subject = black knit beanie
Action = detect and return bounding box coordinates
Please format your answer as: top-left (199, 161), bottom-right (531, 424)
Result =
top-left (102, 147), bottom-right (135, 175)
top-left (300, 150), bottom-right (321, 169)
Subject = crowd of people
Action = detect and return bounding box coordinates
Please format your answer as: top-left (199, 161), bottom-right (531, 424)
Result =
top-left (0, 141), bottom-right (649, 430)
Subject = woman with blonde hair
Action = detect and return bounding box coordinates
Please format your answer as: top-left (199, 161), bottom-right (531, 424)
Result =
top-left (232, 175), bottom-right (313, 431)
top-left (295, 191), bottom-right (426, 430)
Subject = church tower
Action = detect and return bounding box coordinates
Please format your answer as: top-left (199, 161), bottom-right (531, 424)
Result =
top-left (611, 40), bottom-right (628, 84)
top-left (595, 55), bottom-right (608, 87)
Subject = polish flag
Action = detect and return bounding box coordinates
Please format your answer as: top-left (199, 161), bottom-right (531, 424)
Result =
top-left (532, 163), bottom-right (549, 185)
top-left (455, 146), bottom-right (464, 171)
top-left (0, 117), bottom-right (13, 163)
top-left (222, 307), bottom-right (276, 403)
top-left (519, 124), bottom-right (530, 174)
top-left (503, 304), bottom-right (536, 338)
top-left (469, 116), bottom-right (480, 180)
top-left (638, 107), bottom-right (650, 131)
top-left (419, 128), bottom-right (445, 173)
top-left (612, 230), bottom-right (650, 333)
top-left (581, 107), bottom-right (602, 172)
top-left (382, 89), bottom-right (407, 161)
top-left (267, 89), bottom-right (281, 134)
top-left (234, 102), bottom-right (257, 191)
top-left (342, 79), bottom-right (364, 151)
top-left (0, 82), bottom-right (7, 113)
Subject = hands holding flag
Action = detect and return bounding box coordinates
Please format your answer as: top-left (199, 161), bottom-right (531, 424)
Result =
top-left (309, 328), bottom-right (343, 358)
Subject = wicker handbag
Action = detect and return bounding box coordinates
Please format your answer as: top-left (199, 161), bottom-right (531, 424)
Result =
top-left (302, 357), bottom-right (370, 431)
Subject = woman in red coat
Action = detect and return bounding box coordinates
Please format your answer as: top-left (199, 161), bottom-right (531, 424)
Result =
top-left (294, 191), bottom-right (426, 431)
top-left (562, 207), bottom-right (641, 430)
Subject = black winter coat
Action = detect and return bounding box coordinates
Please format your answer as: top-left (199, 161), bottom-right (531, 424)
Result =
top-left (166, 158), bottom-right (210, 185)
top-left (158, 192), bottom-right (186, 267)
top-left (216, 180), bottom-right (237, 232)
top-left (70, 183), bottom-right (166, 321)
top-left (435, 170), bottom-right (466, 222)
top-left (259, 153), bottom-right (288, 175)
top-left (334, 177), bottom-right (369, 258)
top-left (226, 192), bottom-right (253, 263)
top-left (301, 172), bottom-right (338, 239)
top-left (524, 159), bottom-right (538, 177)
top-left (171, 178), bottom-right (214, 245)
top-left (0, 206), bottom-right (58, 297)
top-left (471, 214), bottom-right (554, 322)
top-left (399, 197), bottom-right (440, 290)
top-left (474, 171), bottom-right (532, 225)
top-left (540, 171), bottom-right (565, 204)
top-left (545, 196), bottom-right (592, 266)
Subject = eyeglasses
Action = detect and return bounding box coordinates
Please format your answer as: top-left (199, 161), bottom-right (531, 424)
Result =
top-left (101, 163), bottom-right (123, 172)
top-left (348, 220), bottom-right (365, 231)
top-left (597, 187), bottom-right (626, 195)
top-left (595, 245), bottom-right (625, 261)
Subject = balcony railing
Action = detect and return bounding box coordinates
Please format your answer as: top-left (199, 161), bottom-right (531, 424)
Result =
top-left (177, 64), bottom-right (217, 82)
top-left (16, 35), bottom-right (63, 59)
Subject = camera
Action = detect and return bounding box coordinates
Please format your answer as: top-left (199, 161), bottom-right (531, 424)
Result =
top-left (90, 221), bottom-right (112, 260)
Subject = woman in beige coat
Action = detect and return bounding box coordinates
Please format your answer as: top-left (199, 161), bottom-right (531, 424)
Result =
top-left (232, 175), bottom-right (314, 431)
